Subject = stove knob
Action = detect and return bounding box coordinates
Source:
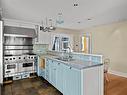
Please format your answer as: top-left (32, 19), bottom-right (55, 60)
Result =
top-left (24, 57), bottom-right (25, 59)
top-left (19, 57), bottom-right (21, 59)
top-left (10, 58), bottom-right (12, 60)
top-left (13, 58), bottom-right (15, 60)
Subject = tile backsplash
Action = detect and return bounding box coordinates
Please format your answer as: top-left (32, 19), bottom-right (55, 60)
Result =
top-left (33, 44), bottom-right (49, 54)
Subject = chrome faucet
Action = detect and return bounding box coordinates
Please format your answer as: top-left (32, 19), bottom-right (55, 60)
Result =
top-left (66, 47), bottom-right (71, 53)
top-left (66, 47), bottom-right (72, 59)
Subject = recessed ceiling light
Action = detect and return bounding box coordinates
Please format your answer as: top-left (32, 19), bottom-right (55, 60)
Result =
top-left (87, 18), bottom-right (92, 21)
top-left (77, 21), bottom-right (81, 24)
top-left (74, 3), bottom-right (78, 7)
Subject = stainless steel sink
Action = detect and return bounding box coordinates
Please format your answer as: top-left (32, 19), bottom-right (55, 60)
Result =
top-left (55, 57), bottom-right (75, 62)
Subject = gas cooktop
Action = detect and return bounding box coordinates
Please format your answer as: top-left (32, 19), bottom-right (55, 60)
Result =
top-left (4, 53), bottom-right (36, 56)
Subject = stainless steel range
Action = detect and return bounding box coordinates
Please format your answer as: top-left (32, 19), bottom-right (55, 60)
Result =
top-left (3, 26), bottom-right (37, 80)
top-left (4, 54), bottom-right (36, 78)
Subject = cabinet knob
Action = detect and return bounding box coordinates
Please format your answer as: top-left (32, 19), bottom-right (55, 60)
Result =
top-left (54, 68), bottom-right (56, 70)
top-left (58, 63), bottom-right (60, 65)
top-left (69, 67), bottom-right (72, 69)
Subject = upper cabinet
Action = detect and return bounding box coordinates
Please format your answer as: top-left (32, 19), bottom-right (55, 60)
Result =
top-left (33, 29), bottom-right (51, 45)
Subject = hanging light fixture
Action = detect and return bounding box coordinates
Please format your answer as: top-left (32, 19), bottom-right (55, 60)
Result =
top-left (56, 13), bottom-right (64, 24)
top-left (40, 13), bottom-right (64, 32)
top-left (40, 17), bottom-right (56, 32)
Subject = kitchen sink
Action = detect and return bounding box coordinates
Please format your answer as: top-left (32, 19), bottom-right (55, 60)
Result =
top-left (55, 57), bottom-right (75, 62)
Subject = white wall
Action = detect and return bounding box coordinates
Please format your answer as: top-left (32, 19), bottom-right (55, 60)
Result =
top-left (82, 21), bottom-right (127, 74)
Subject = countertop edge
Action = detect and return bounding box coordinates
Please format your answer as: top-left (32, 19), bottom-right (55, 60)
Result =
top-left (36, 54), bottom-right (103, 70)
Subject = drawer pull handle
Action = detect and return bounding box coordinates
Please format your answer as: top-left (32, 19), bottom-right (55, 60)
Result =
top-left (24, 75), bottom-right (27, 77)
top-left (6, 71), bottom-right (11, 73)
top-left (70, 67), bottom-right (72, 69)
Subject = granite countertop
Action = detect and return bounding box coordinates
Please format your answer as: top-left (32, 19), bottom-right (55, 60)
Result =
top-left (36, 53), bottom-right (103, 70)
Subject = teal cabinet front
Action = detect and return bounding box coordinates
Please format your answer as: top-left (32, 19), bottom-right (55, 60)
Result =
top-left (44, 58), bottom-right (103, 95)
top-left (63, 64), bottom-right (81, 95)
top-left (56, 62), bottom-right (64, 93)
top-left (39, 68), bottom-right (45, 78)
top-left (45, 58), bottom-right (81, 95)
top-left (45, 59), bottom-right (51, 82)
top-left (46, 59), bottom-right (64, 93)
top-left (50, 60), bottom-right (57, 87)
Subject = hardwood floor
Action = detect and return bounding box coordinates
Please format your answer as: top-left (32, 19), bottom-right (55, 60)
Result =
top-left (2, 74), bottom-right (127, 95)
top-left (2, 77), bottom-right (62, 95)
top-left (105, 74), bottom-right (127, 95)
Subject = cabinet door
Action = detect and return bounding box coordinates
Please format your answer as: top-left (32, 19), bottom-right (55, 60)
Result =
top-left (56, 62), bottom-right (63, 93)
top-left (50, 60), bottom-right (57, 87)
top-left (39, 68), bottom-right (45, 78)
top-left (34, 31), bottom-right (51, 44)
top-left (63, 64), bottom-right (81, 95)
top-left (45, 59), bottom-right (51, 82)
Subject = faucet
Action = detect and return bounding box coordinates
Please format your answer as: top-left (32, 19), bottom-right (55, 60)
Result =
top-left (66, 47), bottom-right (72, 59)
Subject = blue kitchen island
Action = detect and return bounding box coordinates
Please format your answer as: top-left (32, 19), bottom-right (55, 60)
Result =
top-left (36, 52), bottom-right (104, 95)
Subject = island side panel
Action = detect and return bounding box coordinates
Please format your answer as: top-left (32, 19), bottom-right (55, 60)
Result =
top-left (82, 65), bottom-right (104, 95)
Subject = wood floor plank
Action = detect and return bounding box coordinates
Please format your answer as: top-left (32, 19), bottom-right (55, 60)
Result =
top-left (3, 77), bottom-right (62, 95)
top-left (2, 74), bottom-right (127, 95)
top-left (105, 74), bottom-right (127, 95)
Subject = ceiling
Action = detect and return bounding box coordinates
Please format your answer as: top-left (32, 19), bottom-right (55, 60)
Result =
top-left (1, 0), bottom-right (127, 30)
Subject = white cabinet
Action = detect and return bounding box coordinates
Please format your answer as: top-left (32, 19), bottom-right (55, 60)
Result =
top-left (34, 30), bottom-right (51, 45)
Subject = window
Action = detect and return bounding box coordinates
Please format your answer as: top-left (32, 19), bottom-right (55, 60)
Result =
top-left (81, 33), bottom-right (91, 53)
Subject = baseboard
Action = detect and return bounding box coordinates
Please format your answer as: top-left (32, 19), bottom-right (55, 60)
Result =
top-left (109, 70), bottom-right (127, 78)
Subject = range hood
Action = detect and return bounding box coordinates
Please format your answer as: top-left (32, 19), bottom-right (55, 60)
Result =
top-left (4, 26), bottom-right (37, 38)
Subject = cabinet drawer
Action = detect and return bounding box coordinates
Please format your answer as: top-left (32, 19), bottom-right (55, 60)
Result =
top-left (22, 73), bottom-right (30, 79)
top-left (13, 75), bottom-right (22, 80)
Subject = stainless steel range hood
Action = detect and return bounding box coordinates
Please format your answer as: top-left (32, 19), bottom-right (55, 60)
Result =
top-left (4, 26), bottom-right (37, 38)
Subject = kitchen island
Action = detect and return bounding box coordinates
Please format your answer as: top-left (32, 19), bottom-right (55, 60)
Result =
top-left (36, 52), bottom-right (104, 95)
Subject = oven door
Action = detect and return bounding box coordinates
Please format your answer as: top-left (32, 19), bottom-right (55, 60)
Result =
top-left (4, 63), bottom-right (18, 75)
top-left (19, 62), bottom-right (35, 72)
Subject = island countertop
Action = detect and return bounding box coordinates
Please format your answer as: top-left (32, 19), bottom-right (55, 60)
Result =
top-left (36, 53), bottom-right (103, 70)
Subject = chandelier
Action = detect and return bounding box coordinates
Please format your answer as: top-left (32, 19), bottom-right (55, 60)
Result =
top-left (40, 18), bottom-right (56, 32)
top-left (40, 13), bottom-right (64, 32)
